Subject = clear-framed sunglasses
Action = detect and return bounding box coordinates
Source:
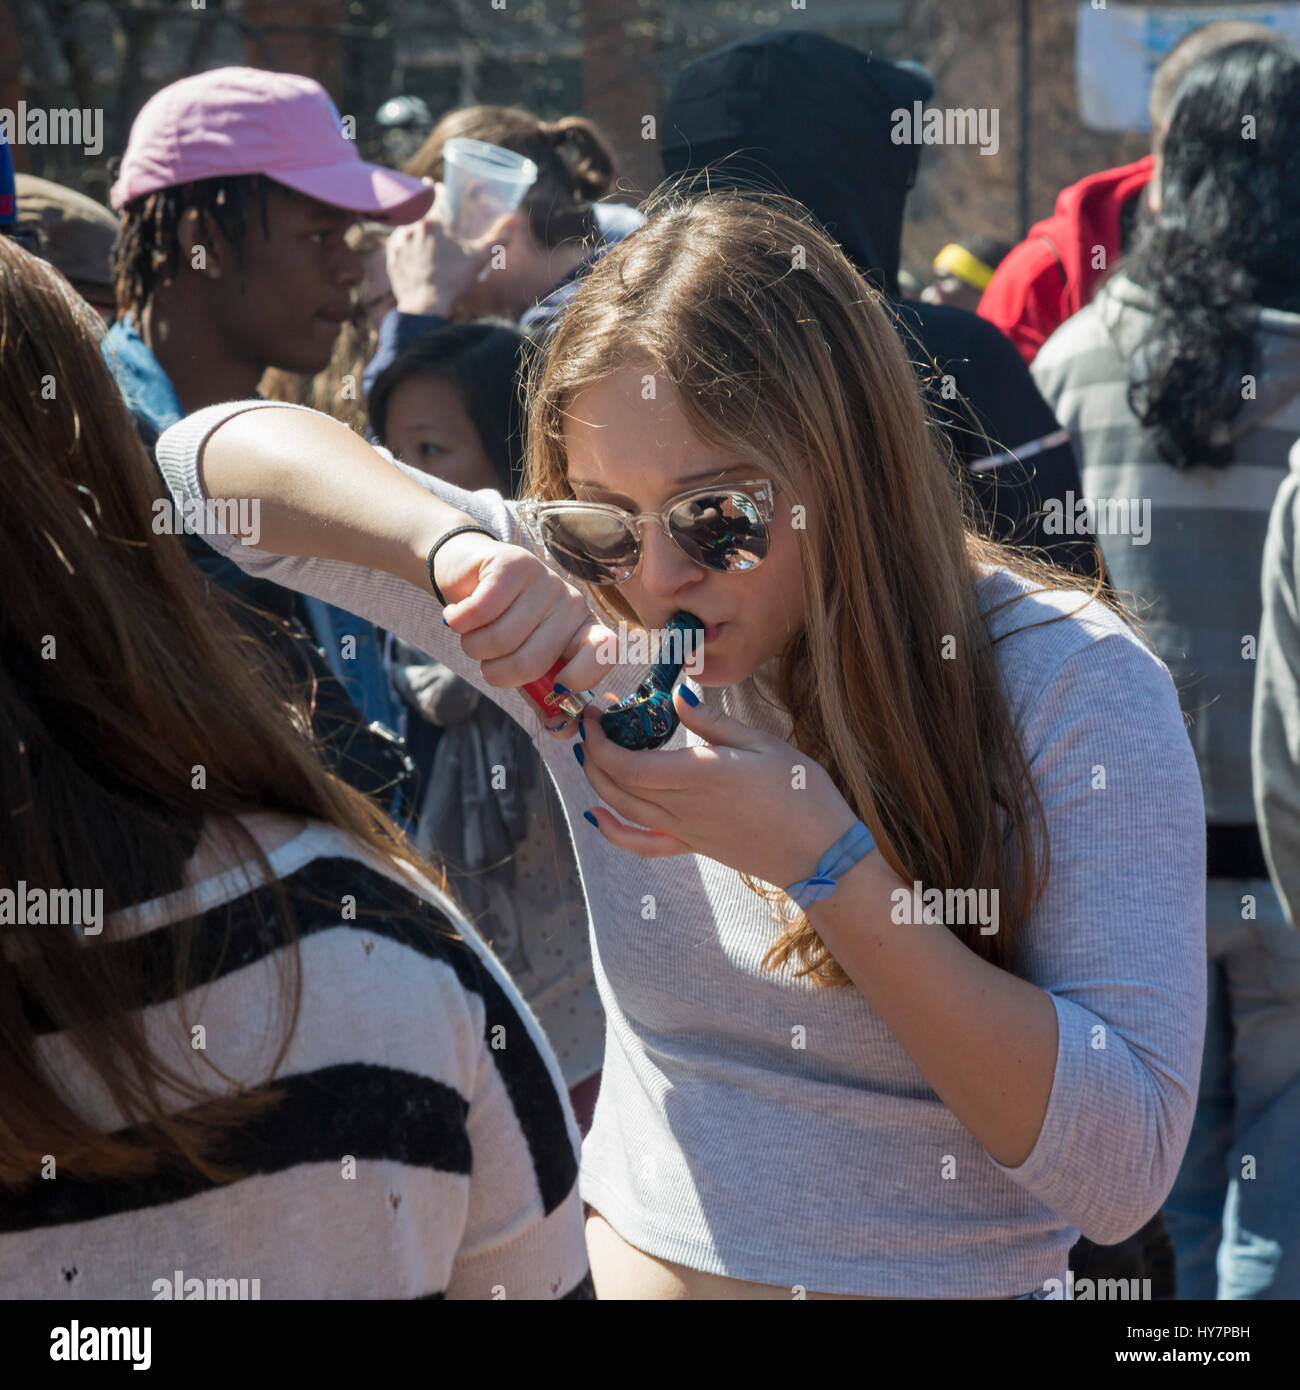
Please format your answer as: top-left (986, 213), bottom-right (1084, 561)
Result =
top-left (518, 479), bottom-right (774, 585)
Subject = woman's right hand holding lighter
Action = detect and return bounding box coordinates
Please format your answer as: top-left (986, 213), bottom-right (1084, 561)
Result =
top-left (433, 529), bottom-right (611, 739)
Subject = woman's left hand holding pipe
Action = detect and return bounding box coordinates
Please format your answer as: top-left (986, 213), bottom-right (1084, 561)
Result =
top-left (575, 686), bottom-right (859, 888)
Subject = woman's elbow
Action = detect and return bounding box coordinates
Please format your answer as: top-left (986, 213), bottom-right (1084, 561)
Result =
top-left (1068, 1096), bottom-right (1193, 1246)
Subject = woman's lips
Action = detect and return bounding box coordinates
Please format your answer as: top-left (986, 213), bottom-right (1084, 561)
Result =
top-left (703, 622), bottom-right (726, 641)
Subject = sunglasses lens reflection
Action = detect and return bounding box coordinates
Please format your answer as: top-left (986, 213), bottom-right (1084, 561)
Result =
top-left (542, 512), bottom-right (638, 583)
top-left (669, 492), bottom-right (768, 571)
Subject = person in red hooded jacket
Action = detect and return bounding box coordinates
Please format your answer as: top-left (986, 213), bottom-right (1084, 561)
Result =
top-left (979, 19), bottom-right (1288, 365)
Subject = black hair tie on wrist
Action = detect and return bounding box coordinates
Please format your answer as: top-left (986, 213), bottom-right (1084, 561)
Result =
top-left (427, 525), bottom-right (499, 606)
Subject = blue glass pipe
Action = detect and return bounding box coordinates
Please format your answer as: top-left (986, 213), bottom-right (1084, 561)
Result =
top-left (599, 611), bottom-right (704, 750)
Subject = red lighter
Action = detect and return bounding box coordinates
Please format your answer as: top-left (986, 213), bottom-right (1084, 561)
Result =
top-left (519, 658), bottom-right (592, 723)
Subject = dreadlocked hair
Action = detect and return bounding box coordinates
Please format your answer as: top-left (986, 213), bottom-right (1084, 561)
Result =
top-left (111, 174), bottom-right (296, 324)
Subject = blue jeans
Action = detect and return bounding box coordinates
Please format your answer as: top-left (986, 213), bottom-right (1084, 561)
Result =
top-left (1165, 877), bottom-right (1300, 1299)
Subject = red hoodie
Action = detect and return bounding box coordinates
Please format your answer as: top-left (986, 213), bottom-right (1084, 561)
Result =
top-left (978, 155), bottom-right (1154, 364)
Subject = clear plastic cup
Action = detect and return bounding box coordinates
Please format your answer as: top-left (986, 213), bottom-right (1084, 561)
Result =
top-left (442, 138), bottom-right (538, 240)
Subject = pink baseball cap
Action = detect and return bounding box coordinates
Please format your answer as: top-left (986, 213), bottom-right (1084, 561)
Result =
top-left (110, 67), bottom-right (434, 224)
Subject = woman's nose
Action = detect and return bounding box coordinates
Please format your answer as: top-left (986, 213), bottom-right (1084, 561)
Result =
top-left (636, 521), bottom-right (701, 598)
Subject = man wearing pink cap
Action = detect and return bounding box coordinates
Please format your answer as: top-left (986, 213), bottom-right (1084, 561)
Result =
top-left (103, 67), bottom-right (434, 806)
top-left (105, 66), bottom-right (432, 423)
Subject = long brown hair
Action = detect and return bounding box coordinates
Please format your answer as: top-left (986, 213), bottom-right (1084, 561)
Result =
top-left (0, 237), bottom-right (442, 1185)
top-left (406, 104), bottom-right (617, 249)
top-left (525, 189), bottom-right (1115, 983)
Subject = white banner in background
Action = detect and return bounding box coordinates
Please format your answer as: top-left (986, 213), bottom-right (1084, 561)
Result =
top-left (1076, 2), bottom-right (1300, 131)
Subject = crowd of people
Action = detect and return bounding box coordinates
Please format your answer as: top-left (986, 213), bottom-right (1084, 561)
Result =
top-left (1, 18), bottom-right (1298, 1302)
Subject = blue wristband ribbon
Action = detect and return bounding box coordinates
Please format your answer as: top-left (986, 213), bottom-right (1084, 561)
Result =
top-left (784, 820), bottom-right (876, 911)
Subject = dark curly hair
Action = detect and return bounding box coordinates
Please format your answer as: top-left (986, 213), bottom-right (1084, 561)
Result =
top-left (111, 173), bottom-right (307, 324)
top-left (1124, 39), bottom-right (1300, 469)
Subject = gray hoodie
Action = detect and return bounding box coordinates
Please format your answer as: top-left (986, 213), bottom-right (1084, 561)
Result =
top-left (1033, 273), bottom-right (1300, 827)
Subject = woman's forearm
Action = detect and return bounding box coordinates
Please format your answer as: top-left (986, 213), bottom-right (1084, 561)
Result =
top-left (196, 404), bottom-right (481, 593)
top-left (811, 852), bottom-right (1058, 1168)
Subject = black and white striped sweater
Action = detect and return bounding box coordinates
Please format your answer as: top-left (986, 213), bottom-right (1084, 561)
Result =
top-left (0, 818), bottom-right (592, 1299)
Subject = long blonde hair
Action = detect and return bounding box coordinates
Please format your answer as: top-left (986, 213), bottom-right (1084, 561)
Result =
top-left (525, 189), bottom-right (1112, 983)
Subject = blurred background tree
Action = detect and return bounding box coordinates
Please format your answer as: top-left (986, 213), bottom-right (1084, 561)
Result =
top-left (0, 0), bottom-right (1265, 281)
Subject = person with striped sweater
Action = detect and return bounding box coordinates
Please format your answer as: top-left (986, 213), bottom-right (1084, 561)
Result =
top-left (0, 235), bottom-right (590, 1300)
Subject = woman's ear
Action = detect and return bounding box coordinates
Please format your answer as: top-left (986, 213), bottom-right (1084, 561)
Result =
top-left (177, 207), bottom-right (223, 280)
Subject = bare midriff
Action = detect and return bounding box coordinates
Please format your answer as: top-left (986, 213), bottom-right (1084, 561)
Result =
top-left (586, 1210), bottom-right (1019, 1300)
top-left (586, 1210), bottom-right (876, 1300)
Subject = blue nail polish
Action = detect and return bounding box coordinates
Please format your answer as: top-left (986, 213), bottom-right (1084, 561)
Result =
top-left (676, 683), bottom-right (700, 707)
top-left (442, 615), bottom-right (448, 626)
top-left (583, 810), bottom-right (599, 828)
top-left (577, 721), bottom-right (586, 741)
top-left (553, 682), bottom-right (569, 695)
top-left (573, 744), bottom-right (585, 767)
top-left (545, 720), bottom-right (569, 733)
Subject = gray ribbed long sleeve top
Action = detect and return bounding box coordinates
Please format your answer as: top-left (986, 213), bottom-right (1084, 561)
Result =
top-left (158, 400), bottom-right (1207, 1297)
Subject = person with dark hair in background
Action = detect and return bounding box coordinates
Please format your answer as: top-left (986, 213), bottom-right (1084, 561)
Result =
top-left (0, 235), bottom-right (590, 1298)
top-left (368, 321), bottom-right (606, 1133)
top-left (408, 105), bottom-right (642, 334)
top-left (658, 30), bottom-right (1102, 586)
top-left (922, 235), bottom-right (1012, 313)
top-left (980, 19), bottom-right (1293, 365)
top-left (1033, 38), bottom-right (1300, 1301)
top-left (368, 320), bottom-right (529, 493)
top-left (105, 67), bottom-right (433, 806)
top-left (362, 104), bottom-right (644, 398)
